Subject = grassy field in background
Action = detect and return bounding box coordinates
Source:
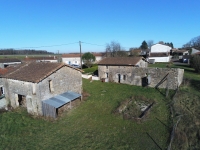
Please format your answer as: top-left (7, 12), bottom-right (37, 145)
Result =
top-left (0, 54), bottom-right (59, 60)
top-left (0, 79), bottom-right (171, 149)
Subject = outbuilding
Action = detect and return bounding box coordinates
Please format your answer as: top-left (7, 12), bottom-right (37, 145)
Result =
top-left (1, 62), bottom-right (82, 118)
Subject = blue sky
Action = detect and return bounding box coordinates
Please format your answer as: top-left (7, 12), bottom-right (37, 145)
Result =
top-left (0, 0), bottom-right (200, 53)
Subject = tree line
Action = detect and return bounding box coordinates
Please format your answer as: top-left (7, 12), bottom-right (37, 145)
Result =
top-left (0, 49), bottom-right (54, 55)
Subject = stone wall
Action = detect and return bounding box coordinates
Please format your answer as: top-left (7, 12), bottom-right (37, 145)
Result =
top-left (98, 65), bottom-right (184, 90)
top-left (2, 66), bottom-right (82, 116)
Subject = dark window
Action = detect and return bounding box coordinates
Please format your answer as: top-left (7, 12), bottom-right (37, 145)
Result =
top-left (123, 75), bottom-right (126, 80)
top-left (49, 80), bottom-right (54, 93)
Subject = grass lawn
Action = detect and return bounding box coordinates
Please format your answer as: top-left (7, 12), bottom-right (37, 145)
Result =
top-left (82, 64), bottom-right (98, 74)
top-left (0, 79), bottom-right (171, 149)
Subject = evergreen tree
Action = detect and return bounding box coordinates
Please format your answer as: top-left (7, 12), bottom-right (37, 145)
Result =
top-left (140, 41), bottom-right (148, 49)
top-left (170, 42), bottom-right (174, 48)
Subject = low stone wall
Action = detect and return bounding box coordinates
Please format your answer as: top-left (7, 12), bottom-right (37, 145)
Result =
top-left (98, 66), bottom-right (184, 90)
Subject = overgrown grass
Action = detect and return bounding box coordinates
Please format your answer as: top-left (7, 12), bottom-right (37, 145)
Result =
top-left (149, 62), bottom-right (200, 149)
top-left (0, 79), bottom-right (171, 149)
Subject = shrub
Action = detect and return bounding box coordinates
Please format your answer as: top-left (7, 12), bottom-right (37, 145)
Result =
top-left (190, 55), bottom-right (200, 73)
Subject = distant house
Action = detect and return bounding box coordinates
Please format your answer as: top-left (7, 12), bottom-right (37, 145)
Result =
top-left (98, 57), bottom-right (148, 83)
top-left (62, 52), bottom-right (105, 65)
top-left (148, 43), bottom-right (172, 63)
top-left (0, 58), bottom-right (21, 68)
top-left (172, 49), bottom-right (189, 56)
top-left (151, 43), bottom-right (171, 53)
top-left (23, 56), bottom-right (58, 63)
top-left (0, 62), bottom-right (82, 118)
top-left (191, 47), bottom-right (200, 55)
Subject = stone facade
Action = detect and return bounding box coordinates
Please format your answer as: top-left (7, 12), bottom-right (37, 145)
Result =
top-left (2, 66), bottom-right (82, 115)
top-left (98, 65), bottom-right (184, 90)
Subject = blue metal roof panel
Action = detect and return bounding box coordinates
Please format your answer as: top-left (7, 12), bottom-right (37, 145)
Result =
top-left (43, 91), bottom-right (81, 108)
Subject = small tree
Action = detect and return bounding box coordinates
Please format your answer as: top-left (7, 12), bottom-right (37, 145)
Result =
top-left (190, 55), bottom-right (200, 73)
top-left (82, 52), bottom-right (96, 68)
top-left (140, 41), bottom-right (148, 49)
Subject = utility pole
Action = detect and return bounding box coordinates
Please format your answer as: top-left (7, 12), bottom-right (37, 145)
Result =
top-left (79, 41), bottom-right (82, 69)
top-left (57, 50), bottom-right (60, 63)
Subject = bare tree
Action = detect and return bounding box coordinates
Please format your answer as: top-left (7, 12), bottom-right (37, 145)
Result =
top-left (183, 35), bottom-right (200, 48)
top-left (106, 41), bottom-right (127, 57)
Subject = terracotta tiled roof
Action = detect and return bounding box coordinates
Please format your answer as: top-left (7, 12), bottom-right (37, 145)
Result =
top-left (62, 53), bottom-right (105, 58)
top-left (193, 51), bottom-right (200, 55)
top-left (23, 57), bottom-right (57, 61)
top-left (172, 49), bottom-right (188, 53)
top-left (0, 58), bottom-right (21, 63)
top-left (0, 65), bottom-right (22, 76)
top-left (2, 62), bottom-right (82, 83)
top-left (149, 53), bottom-right (169, 57)
top-left (98, 57), bottom-right (143, 66)
top-left (62, 53), bottom-right (82, 58)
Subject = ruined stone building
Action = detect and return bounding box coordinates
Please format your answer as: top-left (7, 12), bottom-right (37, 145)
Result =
top-left (98, 57), bottom-right (184, 89)
top-left (0, 58), bottom-right (21, 68)
top-left (0, 62), bottom-right (82, 118)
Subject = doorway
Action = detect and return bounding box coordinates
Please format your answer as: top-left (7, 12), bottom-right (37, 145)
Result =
top-left (118, 74), bottom-right (121, 83)
top-left (18, 94), bottom-right (26, 107)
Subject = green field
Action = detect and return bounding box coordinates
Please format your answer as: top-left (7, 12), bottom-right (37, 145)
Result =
top-left (0, 54), bottom-right (60, 60)
top-left (0, 79), bottom-right (172, 149)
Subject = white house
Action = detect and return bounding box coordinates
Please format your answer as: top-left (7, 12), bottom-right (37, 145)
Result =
top-left (148, 44), bottom-right (172, 63)
top-left (62, 53), bottom-right (105, 65)
top-left (191, 47), bottom-right (200, 55)
top-left (151, 44), bottom-right (171, 53)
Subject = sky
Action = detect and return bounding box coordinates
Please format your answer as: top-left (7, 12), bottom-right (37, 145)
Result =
top-left (0, 0), bottom-right (200, 54)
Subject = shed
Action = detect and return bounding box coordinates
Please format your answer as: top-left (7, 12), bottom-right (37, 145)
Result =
top-left (42, 91), bottom-right (81, 118)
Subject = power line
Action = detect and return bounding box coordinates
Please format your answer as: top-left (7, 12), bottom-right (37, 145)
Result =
top-left (1, 42), bottom-right (79, 49)
top-left (81, 42), bottom-right (131, 49)
top-left (81, 42), bottom-right (105, 47)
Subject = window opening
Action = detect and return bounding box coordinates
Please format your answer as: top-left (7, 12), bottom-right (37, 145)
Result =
top-left (123, 75), bottom-right (126, 80)
top-left (49, 80), bottom-right (54, 93)
top-left (0, 87), bottom-right (4, 96)
top-left (106, 73), bottom-right (108, 78)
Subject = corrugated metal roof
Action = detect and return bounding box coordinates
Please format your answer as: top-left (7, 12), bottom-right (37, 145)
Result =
top-left (43, 91), bottom-right (81, 108)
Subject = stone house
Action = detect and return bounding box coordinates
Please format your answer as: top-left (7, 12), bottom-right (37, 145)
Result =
top-left (98, 57), bottom-right (184, 89)
top-left (0, 62), bottom-right (82, 118)
top-left (98, 57), bottom-right (148, 82)
top-left (0, 58), bottom-right (21, 68)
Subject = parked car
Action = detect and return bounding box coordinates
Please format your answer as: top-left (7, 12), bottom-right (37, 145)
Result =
top-left (70, 64), bottom-right (81, 68)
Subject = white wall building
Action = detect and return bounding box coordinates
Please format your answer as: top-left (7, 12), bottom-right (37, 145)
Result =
top-left (151, 44), bottom-right (171, 53)
top-left (62, 53), bottom-right (105, 65)
top-left (148, 43), bottom-right (172, 63)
